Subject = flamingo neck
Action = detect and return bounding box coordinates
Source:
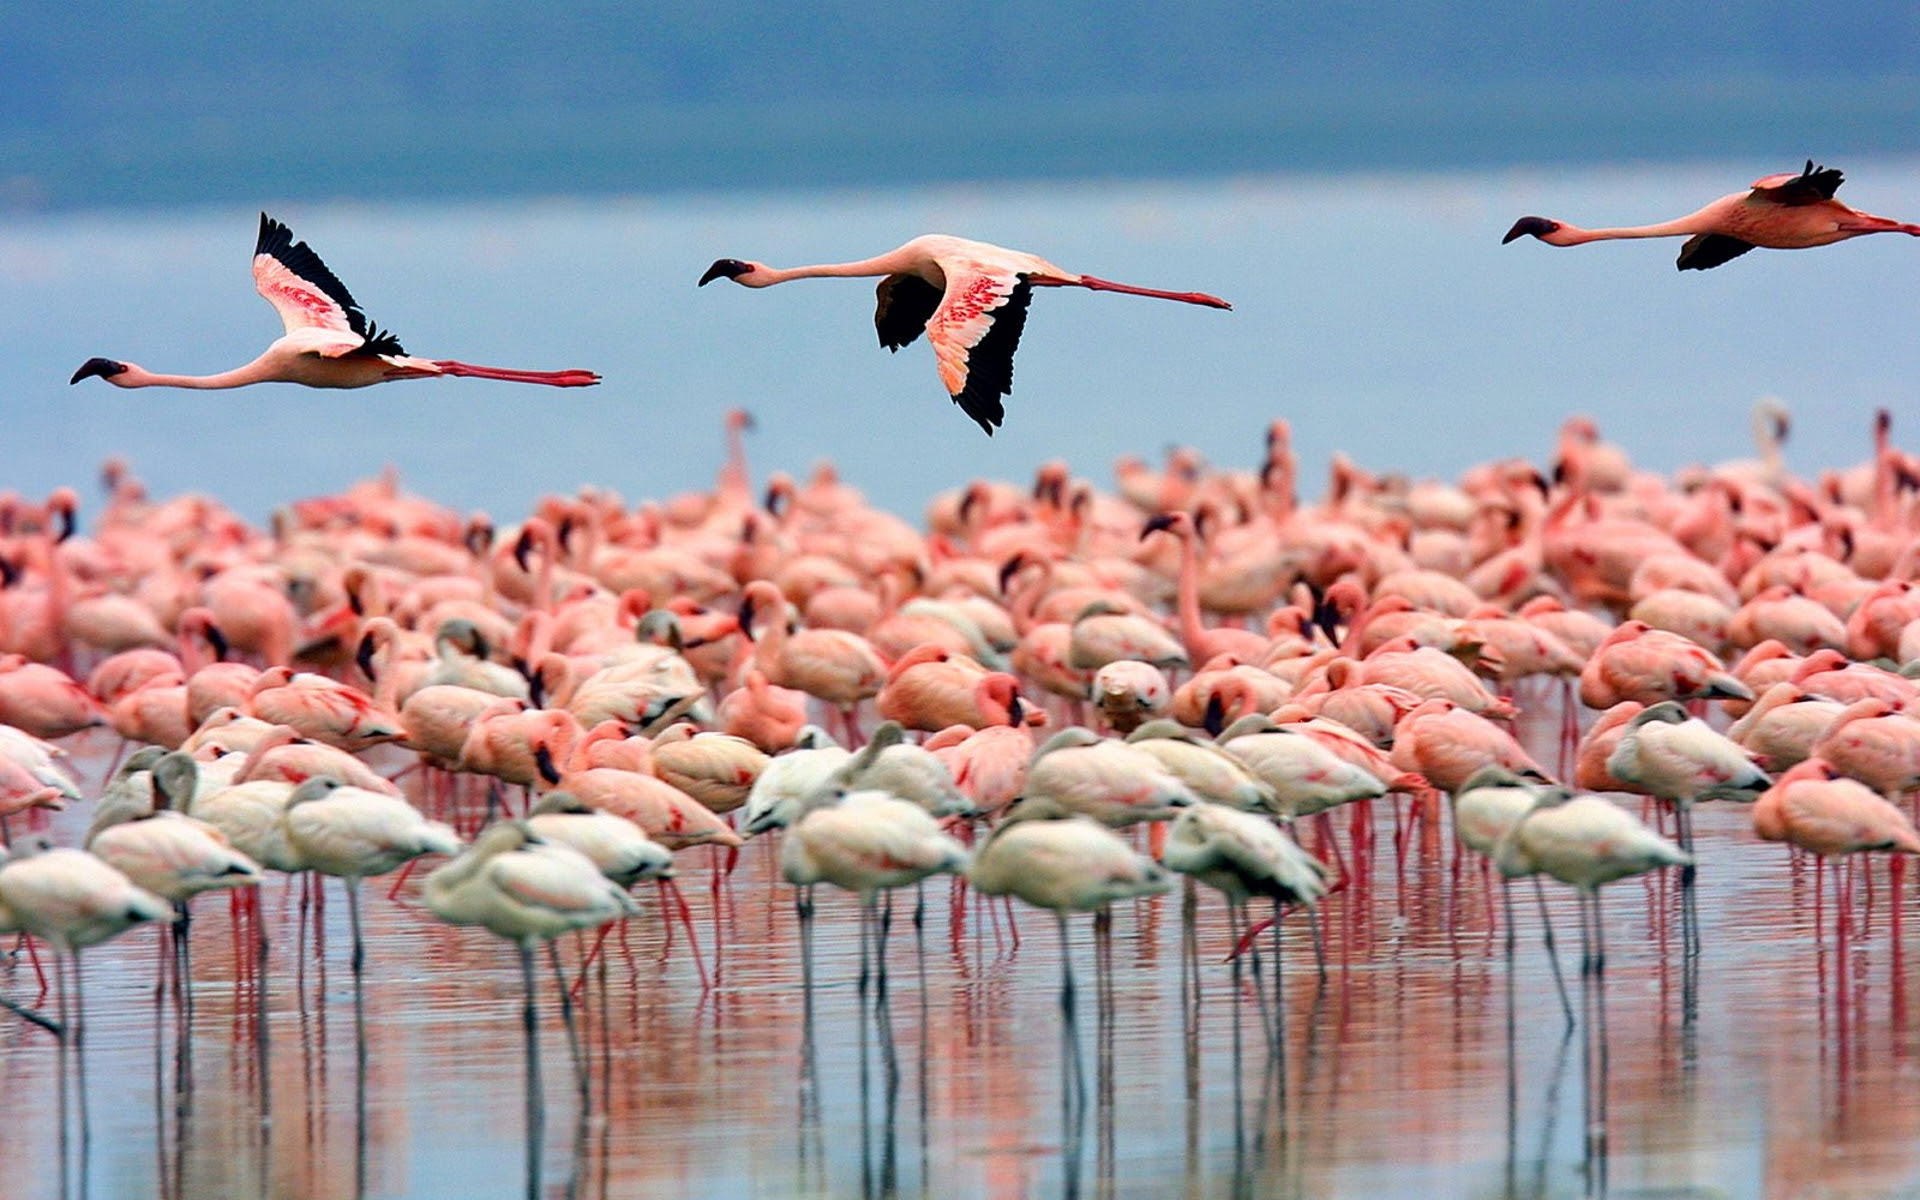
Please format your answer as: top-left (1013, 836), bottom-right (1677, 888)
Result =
top-left (120, 360), bottom-right (276, 390)
top-left (1170, 528), bottom-right (1208, 660)
top-left (755, 252), bottom-right (916, 286)
top-left (1544, 217), bottom-right (1711, 245)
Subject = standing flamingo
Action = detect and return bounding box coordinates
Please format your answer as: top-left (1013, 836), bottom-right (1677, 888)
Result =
top-left (71, 213), bottom-right (601, 391)
top-left (698, 235), bottom-right (1230, 434)
top-left (1503, 162), bottom-right (1920, 270)
top-left (1495, 790), bottom-right (1690, 1161)
top-left (424, 821), bottom-right (638, 1182)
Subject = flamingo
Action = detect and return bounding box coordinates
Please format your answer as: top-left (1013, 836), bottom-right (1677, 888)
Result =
top-left (1494, 789), bottom-right (1690, 1158)
top-left (0, 840), bottom-right (172, 1145)
top-left (1162, 802), bottom-right (1329, 1008)
top-left (698, 235), bottom-right (1230, 435)
top-left (967, 799), bottom-right (1172, 1014)
top-left (424, 822), bottom-right (639, 1157)
top-left (70, 213), bottom-right (601, 391)
top-left (777, 786), bottom-right (969, 995)
top-left (1503, 161), bottom-right (1920, 270)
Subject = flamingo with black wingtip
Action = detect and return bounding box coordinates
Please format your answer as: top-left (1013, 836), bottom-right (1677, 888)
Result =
top-left (1503, 160), bottom-right (1920, 271)
top-left (699, 234), bottom-right (1230, 435)
top-left (71, 213), bottom-right (601, 391)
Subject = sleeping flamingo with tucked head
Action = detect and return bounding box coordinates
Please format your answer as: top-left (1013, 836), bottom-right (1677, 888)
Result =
top-left (71, 214), bottom-right (600, 392)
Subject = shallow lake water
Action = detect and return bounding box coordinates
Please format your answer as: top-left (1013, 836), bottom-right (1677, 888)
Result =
top-left (5, 701), bottom-right (1919, 1200)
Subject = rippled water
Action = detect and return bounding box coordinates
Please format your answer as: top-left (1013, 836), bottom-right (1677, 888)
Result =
top-left (6, 703), bottom-right (1920, 1200)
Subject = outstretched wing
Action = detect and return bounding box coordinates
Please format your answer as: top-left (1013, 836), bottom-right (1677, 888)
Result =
top-left (874, 274), bottom-right (942, 351)
top-left (1676, 233), bottom-right (1757, 271)
top-left (1750, 160), bottom-right (1845, 206)
top-left (252, 213), bottom-right (406, 357)
top-left (925, 267), bottom-right (1033, 436)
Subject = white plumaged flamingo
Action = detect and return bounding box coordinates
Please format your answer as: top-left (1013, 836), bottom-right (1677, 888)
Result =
top-left (71, 213), bottom-right (601, 392)
top-left (1503, 161), bottom-right (1920, 271)
top-left (698, 235), bottom-right (1231, 435)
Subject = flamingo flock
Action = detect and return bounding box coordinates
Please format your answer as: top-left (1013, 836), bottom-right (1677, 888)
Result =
top-left (18, 165), bottom-right (1920, 1185)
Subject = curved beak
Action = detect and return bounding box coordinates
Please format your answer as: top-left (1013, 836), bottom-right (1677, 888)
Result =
top-left (699, 258), bottom-right (752, 286)
top-left (1502, 216), bottom-right (1561, 244)
top-left (70, 357), bottom-right (127, 385)
top-left (1140, 513), bottom-right (1178, 540)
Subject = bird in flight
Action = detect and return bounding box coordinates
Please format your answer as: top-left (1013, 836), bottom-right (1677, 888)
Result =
top-left (699, 234), bottom-right (1230, 435)
top-left (1502, 161), bottom-right (1920, 270)
top-left (71, 213), bottom-right (601, 390)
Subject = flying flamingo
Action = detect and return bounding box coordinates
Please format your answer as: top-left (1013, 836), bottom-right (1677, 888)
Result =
top-left (698, 235), bottom-right (1230, 435)
top-left (71, 213), bottom-right (601, 392)
top-left (1503, 161), bottom-right (1920, 270)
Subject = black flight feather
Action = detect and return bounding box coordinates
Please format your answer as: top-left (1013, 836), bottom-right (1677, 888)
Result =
top-left (1759, 160), bottom-right (1844, 206)
top-left (1675, 232), bottom-right (1757, 271)
top-left (874, 274), bottom-right (942, 351)
top-left (255, 213), bottom-right (406, 356)
top-left (949, 280), bottom-right (1033, 437)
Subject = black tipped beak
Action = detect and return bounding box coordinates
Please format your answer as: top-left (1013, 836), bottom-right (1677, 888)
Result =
top-left (205, 622), bottom-right (229, 661)
top-left (513, 528), bottom-right (534, 572)
top-left (355, 633), bottom-right (376, 680)
top-left (535, 743), bottom-right (560, 787)
top-left (1502, 216), bottom-right (1559, 244)
top-left (70, 358), bottom-right (127, 385)
top-left (1008, 694), bottom-right (1025, 726)
top-left (997, 554), bottom-right (1026, 596)
top-left (1141, 513), bottom-right (1178, 540)
top-left (1203, 693), bottom-right (1227, 738)
top-left (736, 596), bottom-right (757, 642)
top-left (699, 258), bottom-right (751, 287)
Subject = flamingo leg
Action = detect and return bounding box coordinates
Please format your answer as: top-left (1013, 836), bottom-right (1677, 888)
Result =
top-left (520, 942), bottom-right (545, 1200)
top-left (1533, 876), bottom-right (1576, 1032)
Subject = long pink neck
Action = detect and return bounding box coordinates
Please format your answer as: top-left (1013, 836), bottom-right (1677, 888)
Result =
top-left (756, 252), bottom-right (914, 285)
top-left (1546, 216), bottom-right (1712, 245)
top-left (119, 360), bottom-right (276, 389)
top-left (1170, 526), bottom-right (1208, 660)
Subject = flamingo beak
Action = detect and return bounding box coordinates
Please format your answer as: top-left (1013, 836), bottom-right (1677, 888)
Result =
top-left (1502, 216), bottom-right (1561, 244)
top-left (699, 259), bottom-right (753, 286)
top-left (70, 357), bottom-right (128, 384)
top-left (535, 744), bottom-right (560, 786)
top-left (1141, 513), bottom-right (1178, 540)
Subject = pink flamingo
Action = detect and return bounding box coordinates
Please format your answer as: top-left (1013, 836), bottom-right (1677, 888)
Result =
top-left (737, 580), bottom-right (887, 744)
top-left (71, 214), bottom-right (600, 391)
top-left (699, 235), bottom-right (1229, 434)
top-left (717, 667), bottom-right (811, 753)
top-left (1504, 161), bottom-right (1920, 270)
top-left (876, 647), bottom-right (1025, 733)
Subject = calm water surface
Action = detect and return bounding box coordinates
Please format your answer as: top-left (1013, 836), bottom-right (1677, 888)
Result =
top-left (4, 704), bottom-right (1918, 1200)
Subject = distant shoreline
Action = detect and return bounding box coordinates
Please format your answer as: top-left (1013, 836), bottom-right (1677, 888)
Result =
top-left (9, 76), bottom-right (1920, 215)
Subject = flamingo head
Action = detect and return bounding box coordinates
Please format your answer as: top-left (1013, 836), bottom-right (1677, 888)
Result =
top-left (1140, 512), bottom-right (1187, 541)
top-left (1501, 216), bottom-right (1563, 244)
top-left (698, 258), bottom-right (762, 287)
top-left (70, 357), bottom-right (130, 385)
